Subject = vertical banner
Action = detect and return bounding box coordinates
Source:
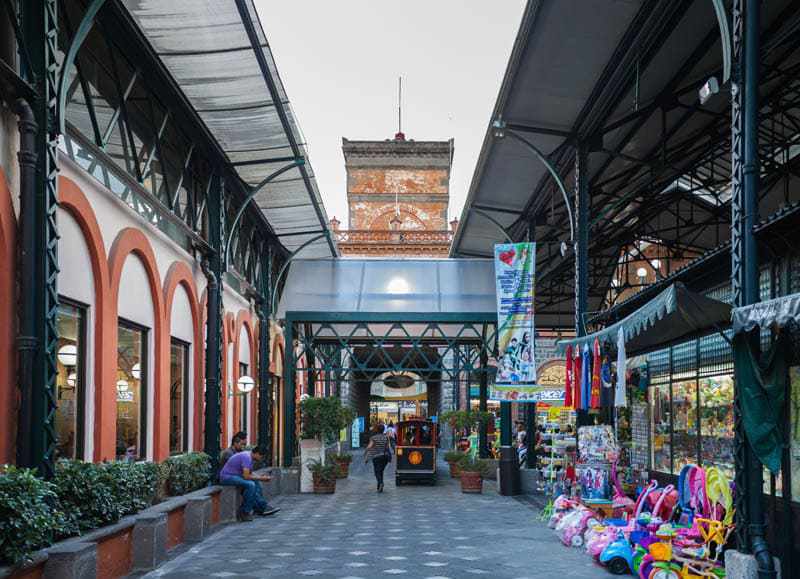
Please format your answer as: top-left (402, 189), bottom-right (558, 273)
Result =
top-left (491, 242), bottom-right (537, 401)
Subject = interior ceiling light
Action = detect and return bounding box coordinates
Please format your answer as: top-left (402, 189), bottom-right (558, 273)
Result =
top-left (57, 344), bottom-right (77, 367)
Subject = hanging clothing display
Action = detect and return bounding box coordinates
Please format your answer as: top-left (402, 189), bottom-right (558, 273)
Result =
top-left (590, 338), bottom-right (601, 409)
top-left (573, 348), bottom-right (582, 410)
top-left (615, 327), bottom-right (627, 407)
top-left (564, 345), bottom-right (574, 408)
top-left (600, 353), bottom-right (614, 408)
top-left (581, 343), bottom-right (591, 411)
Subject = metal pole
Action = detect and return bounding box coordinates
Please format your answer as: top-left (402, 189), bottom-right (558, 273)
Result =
top-left (479, 341), bottom-right (489, 459)
top-left (257, 245), bottom-right (273, 461)
top-left (17, 0), bottom-right (59, 478)
top-left (283, 320), bottom-right (296, 467)
top-left (203, 174), bottom-right (224, 478)
top-left (740, 1), bottom-right (774, 575)
top-left (525, 220), bottom-right (536, 468)
top-left (574, 143), bottom-right (590, 431)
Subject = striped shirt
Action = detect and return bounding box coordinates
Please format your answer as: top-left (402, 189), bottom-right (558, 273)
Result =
top-left (367, 433), bottom-right (390, 460)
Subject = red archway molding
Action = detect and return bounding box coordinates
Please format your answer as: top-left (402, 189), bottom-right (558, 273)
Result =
top-left (108, 228), bottom-right (166, 461)
top-left (58, 176), bottom-right (111, 462)
top-left (162, 261), bottom-right (202, 452)
top-left (0, 169), bottom-right (16, 464)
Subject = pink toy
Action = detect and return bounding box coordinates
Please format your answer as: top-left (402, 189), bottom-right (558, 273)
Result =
top-left (561, 510), bottom-right (600, 548)
top-left (611, 461), bottom-right (635, 515)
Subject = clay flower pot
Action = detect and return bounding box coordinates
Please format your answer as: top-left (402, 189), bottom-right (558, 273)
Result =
top-left (312, 473), bottom-right (336, 494)
top-left (335, 460), bottom-right (350, 479)
top-left (460, 470), bottom-right (483, 493)
top-left (447, 460), bottom-right (462, 478)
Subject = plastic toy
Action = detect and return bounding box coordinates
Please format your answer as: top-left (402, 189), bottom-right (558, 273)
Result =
top-left (599, 531), bottom-right (635, 575)
top-left (561, 510), bottom-right (600, 548)
top-left (611, 460), bottom-right (636, 516)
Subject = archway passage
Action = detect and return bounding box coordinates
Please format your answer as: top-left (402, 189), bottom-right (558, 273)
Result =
top-left (277, 258), bottom-right (500, 466)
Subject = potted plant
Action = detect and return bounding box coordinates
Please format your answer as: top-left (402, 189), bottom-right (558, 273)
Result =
top-left (307, 459), bottom-right (338, 494)
top-left (330, 452), bottom-right (353, 479)
top-left (299, 397), bottom-right (355, 492)
top-left (443, 450), bottom-right (466, 478)
top-left (440, 409), bottom-right (493, 432)
top-left (459, 457), bottom-right (488, 494)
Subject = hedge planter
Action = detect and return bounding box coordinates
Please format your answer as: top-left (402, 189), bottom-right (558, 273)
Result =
top-left (312, 473), bottom-right (336, 494)
top-left (460, 471), bottom-right (483, 493)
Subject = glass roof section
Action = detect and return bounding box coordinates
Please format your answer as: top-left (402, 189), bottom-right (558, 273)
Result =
top-left (277, 259), bottom-right (497, 318)
top-left (120, 0), bottom-right (337, 257)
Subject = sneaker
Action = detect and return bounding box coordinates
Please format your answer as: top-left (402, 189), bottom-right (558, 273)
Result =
top-left (257, 507), bottom-right (281, 516)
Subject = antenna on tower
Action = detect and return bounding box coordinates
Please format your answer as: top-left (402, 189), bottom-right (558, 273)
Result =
top-left (395, 76), bottom-right (405, 141)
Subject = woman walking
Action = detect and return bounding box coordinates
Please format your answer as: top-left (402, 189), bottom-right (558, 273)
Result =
top-left (364, 423), bottom-right (392, 492)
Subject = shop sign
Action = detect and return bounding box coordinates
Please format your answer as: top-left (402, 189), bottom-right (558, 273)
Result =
top-left (490, 241), bottom-right (537, 401)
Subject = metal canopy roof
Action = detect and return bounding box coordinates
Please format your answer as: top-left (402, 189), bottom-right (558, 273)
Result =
top-left (452, 0), bottom-right (800, 329)
top-left (277, 258), bottom-right (496, 319)
top-left (121, 0), bottom-right (337, 257)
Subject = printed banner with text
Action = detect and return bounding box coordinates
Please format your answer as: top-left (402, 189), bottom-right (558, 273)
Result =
top-left (491, 242), bottom-right (537, 401)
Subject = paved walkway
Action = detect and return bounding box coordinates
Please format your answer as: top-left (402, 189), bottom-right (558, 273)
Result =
top-left (143, 452), bottom-right (607, 579)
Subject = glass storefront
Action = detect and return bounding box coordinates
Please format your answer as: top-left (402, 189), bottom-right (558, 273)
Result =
top-left (55, 301), bottom-right (86, 459)
top-left (650, 380), bottom-right (671, 473)
top-left (117, 321), bottom-right (147, 461)
top-left (672, 377), bottom-right (698, 475)
top-left (170, 339), bottom-right (189, 455)
top-left (699, 375), bottom-right (735, 477)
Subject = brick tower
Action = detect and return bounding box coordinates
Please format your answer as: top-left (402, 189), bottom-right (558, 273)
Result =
top-left (332, 134), bottom-right (456, 256)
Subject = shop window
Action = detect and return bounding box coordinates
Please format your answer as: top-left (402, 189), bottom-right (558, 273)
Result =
top-left (55, 300), bottom-right (86, 459)
top-left (170, 339), bottom-right (190, 455)
top-left (650, 381), bottom-right (671, 473)
top-left (700, 375), bottom-right (735, 479)
top-left (239, 362), bottom-right (249, 436)
top-left (117, 321), bottom-right (147, 461)
top-left (671, 379), bottom-right (699, 474)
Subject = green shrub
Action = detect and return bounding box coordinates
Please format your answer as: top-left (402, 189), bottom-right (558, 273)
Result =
top-left (300, 397), bottom-right (355, 442)
top-left (105, 461), bottom-right (159, 514)
top-left (459, 457), bottom-right (490, 475)
top-left (161, 452), bottom-right (210, 496)
top-left (329, 452), bottom-right (352, 463)
top-left (306, 459), bottom-right (339, 483)
top-left (443, 450), bottom-right (465, 463)
top-left (0, 466), bottom-right (68, 565)
top-left (54, 460), bottom-right (119, 533)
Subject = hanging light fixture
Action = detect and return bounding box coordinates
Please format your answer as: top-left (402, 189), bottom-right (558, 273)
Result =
top-left (57, 344), bottom-right (77, 367)
top-left (237, 375), bottom-right (255, 394)
top-left (131, 363), bottom-right (141, 380)
top-left (116, 379), bottom-right (129, 392)
top-left (67, 372), bottom-right (77, 388)
top-left (383, 372), bottom-right (415, 389)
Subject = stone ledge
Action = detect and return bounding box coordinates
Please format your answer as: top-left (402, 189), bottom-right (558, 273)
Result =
top-left (725, 550), bottom-right (782, 579)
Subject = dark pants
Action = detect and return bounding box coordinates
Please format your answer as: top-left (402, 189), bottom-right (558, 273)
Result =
top-left (372, 455), bottom-right (389, 486)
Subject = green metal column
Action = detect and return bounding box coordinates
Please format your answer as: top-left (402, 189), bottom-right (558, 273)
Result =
top-left (283, 320), bottom-right (296, 466)
top-left (500, 401), bottom-right (512, 446)
top-left (478, 344), bottom-right (489, 458)
top-left (17, 0), bottom-right (60, 478)
top-left (257, 245), bottom-right (273, 460)
top-left (203, 174), bottom-right (224, 477)
top-left (733, 0), bottom-right (774, 575)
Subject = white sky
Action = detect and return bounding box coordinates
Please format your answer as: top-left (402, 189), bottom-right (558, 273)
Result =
top-left (254, 0), bottom-right (526, 227)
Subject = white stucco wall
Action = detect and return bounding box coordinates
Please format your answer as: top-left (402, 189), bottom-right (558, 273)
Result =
top-left (57, 208), bottom-right (96, 460)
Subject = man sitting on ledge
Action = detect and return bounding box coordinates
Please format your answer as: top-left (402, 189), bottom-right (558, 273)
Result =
top-left (219, 445), bottom-right (280, 522)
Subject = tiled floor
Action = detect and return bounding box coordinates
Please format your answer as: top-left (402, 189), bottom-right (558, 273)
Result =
top-left (142, 453), bottom-right (608, 579)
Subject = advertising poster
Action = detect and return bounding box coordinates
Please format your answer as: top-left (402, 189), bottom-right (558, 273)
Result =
top-left (490, 242), bottom-right (537, 401)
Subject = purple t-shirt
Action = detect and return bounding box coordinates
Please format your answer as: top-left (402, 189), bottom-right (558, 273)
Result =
top-left (220, 451), bottom-right (253, 480)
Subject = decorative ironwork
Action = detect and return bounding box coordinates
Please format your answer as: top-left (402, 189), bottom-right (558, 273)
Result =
top-left (334, 229), bottom-right (454, 244)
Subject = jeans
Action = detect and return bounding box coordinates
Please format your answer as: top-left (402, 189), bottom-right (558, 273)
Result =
top-left (372, 455), bottom-right (389, 486)
top-left (220, 475), bottom-right (270, 515)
